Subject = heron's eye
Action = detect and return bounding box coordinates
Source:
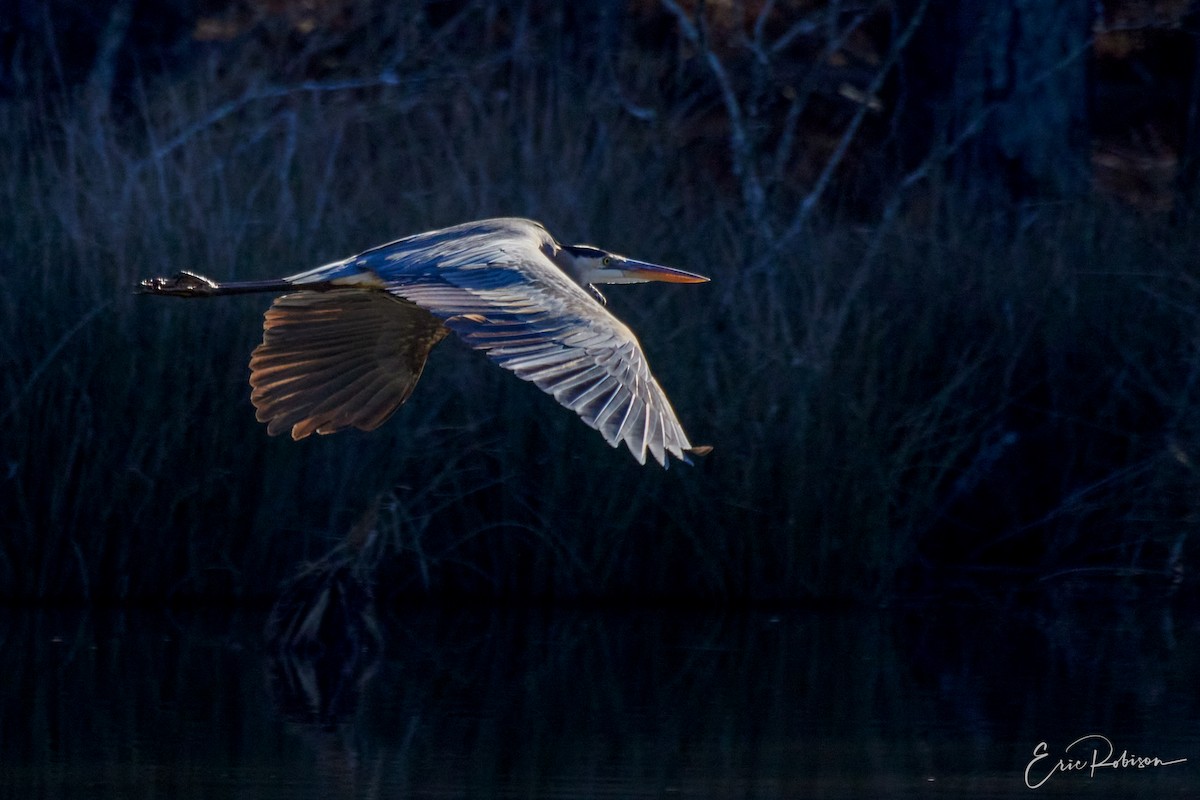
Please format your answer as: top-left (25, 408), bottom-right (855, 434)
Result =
top-left (602, 256), bottom-right (612, 266)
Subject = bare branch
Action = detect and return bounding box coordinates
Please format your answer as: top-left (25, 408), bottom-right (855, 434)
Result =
top-left (661, 0), bottom-right (770, 234)
top-left (141, 73), bottom-right (403, 167)
top-left (751, 0), bottom-right (777, 63)
top-left (768, 5), bottom-right (873, 188)
top-left (85, 0), bottom-right (134, 116)
top-left (863, 13), bottom-right (1099, 250)
top-left (780, 0), bottom-right (929, 246)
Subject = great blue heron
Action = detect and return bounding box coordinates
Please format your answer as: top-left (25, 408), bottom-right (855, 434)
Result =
top-left (138, 217), bottom-right (711, 466)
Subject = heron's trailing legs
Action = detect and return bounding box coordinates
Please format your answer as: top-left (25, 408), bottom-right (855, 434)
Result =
top-left (137, 270), bottom-right (294, 297)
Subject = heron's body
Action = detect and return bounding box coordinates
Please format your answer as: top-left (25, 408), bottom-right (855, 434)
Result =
top-left (139, 218), bottom-right (709, 466)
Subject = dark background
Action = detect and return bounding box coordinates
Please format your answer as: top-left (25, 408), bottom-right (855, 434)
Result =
top-left (3, 0), bottom-right (1200, 606)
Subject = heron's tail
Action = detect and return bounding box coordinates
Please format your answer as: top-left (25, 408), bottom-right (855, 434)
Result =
top-left (136, 270), bottom-right (293, 298)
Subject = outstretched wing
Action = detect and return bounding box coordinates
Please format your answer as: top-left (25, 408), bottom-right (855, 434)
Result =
top-left (276, 218), bottom-right (706, 465)
top-left (249, 290), bottom-right (447, 439)
top-left (375, 236), bottom-right (700, 466)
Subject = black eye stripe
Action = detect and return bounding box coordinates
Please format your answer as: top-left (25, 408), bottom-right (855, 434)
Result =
top-left (565, 245), bottom-right (607, 259)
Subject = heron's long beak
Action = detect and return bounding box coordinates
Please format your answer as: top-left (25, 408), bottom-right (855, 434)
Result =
top-left (611, 259), bottom-right (709, 284)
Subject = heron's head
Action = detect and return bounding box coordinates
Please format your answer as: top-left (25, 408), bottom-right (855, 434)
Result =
top-left (559, 245), bottom-right (709, 287)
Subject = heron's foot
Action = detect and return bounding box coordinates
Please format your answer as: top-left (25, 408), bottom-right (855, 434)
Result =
top-left (136, 270), bottom-right (219, 297)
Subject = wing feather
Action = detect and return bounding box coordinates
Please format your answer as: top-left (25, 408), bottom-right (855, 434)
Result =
top-left (398, 308), bottom-right (694, 464)
top-left (248, 290), bottom-right (447, 440)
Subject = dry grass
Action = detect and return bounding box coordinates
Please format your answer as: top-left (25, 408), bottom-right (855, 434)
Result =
top-left (2, 9), bottom-right (1198, 604)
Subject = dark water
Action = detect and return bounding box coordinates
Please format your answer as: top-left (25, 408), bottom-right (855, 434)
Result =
top-left (1, 596), bottom-right (1197, 799)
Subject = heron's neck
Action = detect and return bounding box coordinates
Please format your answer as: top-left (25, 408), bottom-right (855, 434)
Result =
top-left (546, 243), bottom-right (588, 287)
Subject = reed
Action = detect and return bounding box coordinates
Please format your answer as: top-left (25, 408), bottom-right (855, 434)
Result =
top-left (1, 11), bottom-right (1196, 604)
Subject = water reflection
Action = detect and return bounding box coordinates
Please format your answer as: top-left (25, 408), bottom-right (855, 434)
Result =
top-left (265, 561), bottom-right (382, 730)
top-left (0, 595), bottom-right (1196, 798)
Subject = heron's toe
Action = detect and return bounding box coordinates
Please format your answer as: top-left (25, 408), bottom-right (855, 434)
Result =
top-left (136, 271), bottom-right (217, 296)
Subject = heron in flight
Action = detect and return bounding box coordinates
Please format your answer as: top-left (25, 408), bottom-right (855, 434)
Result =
top-left (139, 217), bottom-right (711, 466)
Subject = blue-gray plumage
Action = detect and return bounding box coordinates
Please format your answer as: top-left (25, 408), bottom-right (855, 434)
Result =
top-left (138, 218), bottom-right (711, 466)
